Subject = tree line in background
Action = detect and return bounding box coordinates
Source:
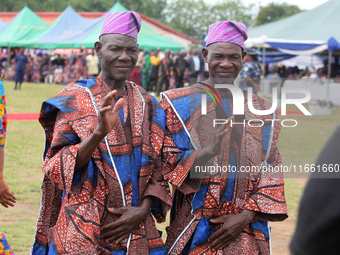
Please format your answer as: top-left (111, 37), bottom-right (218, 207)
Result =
top-left (1, 0), bottom-right (302, 42)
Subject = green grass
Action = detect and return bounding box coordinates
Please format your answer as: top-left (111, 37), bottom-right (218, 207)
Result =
top-left (1, 80), bottom-right (339, 254)
top-left (1, 81), bottom-right (61, 254)
top-left (5, 81), bottom-right (65, 113)
top-left (278, 106), bottom-right (340, 168)
top-left (0, 208), bottom-right (39, 254)
top-left (278, 106), bottom-right (340, 221)
top-left (4, 121), bottom-right (45, 205)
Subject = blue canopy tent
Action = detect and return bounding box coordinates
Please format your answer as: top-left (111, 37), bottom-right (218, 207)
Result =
top-left (0, 18), bottom-right (8, 34)
top-left (257, 48), bottom-right (296, 63)
top-left (204, 30), bottom-right (297, 63)
top-left (245, 37), bottom-right (328, 72)
top-left (245, 0), bottom-right (340, 71)
top-left (247, 0), bottom-right (340, 50)
top-left (327, 37), bottom-right (340, 52)
top-left (16, 2), bottom-right (184, 50)
top-left (16, 5), bottom-right (104, 48)
top-left (324, 37), bottom-right (340, 80)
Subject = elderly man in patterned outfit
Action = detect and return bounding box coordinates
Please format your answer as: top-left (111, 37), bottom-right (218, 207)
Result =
top-left (32, 12), bottom-right (171, 255)
top-left (161, 20), bottom-right (287, 254)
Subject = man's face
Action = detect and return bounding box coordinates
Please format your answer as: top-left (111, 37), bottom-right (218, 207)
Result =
top-left (95, 34), bottom-right (138, 81)
top-left (202, 42), bottom-right (245, 83)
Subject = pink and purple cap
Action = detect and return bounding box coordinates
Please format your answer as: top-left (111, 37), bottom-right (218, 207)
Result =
top-left (99, 11), bottom-right (142, 40)
top-left (205, 21), bottom-right (248, 50)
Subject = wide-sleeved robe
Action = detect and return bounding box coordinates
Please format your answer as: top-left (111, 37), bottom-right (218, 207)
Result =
top-left (161, 82), bottom-right (288, 255)
top-left (31, 77), bottom-right (171, 255)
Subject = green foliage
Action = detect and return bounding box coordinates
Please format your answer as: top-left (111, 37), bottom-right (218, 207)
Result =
top-left (0, 0), bottom-right (167, 20)
top-left (0, 81), bottom-right (63, 254)
top-left (255, 2), bottom-right (303, 26)
top-left (119, 0), bottom-right (167, 21)
top-left (0, 0), bottom-right (70, 12)
top-left (162, 0), bottom-right (209, 42)
top-left (72, 0), bottom-right (167, 17)
top-left (71, 0), bottom-right (113, 12)
top-left (210, 0), bottom-right (255, 27)
top-left (163, 0), bottom-right (255, 43)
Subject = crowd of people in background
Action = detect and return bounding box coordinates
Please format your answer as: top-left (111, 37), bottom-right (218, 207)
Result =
top-left (0, 47), bottom-right (206, 94)
top-left (0, 46), bottom-right (338, 93)
top-left (0, 47), bottom-right (101, 88)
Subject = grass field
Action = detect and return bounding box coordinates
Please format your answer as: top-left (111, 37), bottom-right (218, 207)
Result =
top-left (0, 80), bottom-right (339, 254)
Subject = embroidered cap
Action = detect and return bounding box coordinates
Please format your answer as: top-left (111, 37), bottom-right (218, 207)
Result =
top-left (205, 21), bottom-right (248, 50)
top-left (99, 11), bottom-right (142, 40)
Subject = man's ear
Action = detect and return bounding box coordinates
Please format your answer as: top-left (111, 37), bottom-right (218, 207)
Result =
top-left (242, 50), bottom-right (247, 60)
top-left (202, 48), bottom-right (208, 63)
top-left (94, 41), bottom-right (102, 58)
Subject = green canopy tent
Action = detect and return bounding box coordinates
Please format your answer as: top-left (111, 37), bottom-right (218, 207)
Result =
top-left (15, 4), bottom-right (105, 49)
top-left (248, 0), bottom-right (340, 41)
top-left (13, 2), bottom-right (184, 50)
top-left (77, 2), bottom-right (184, 50)
top-left (246, 0), bottom-right (339, 77)
top-left (0, 5), bottom-right (48, 47)
top-left (0, 17), bottom-right (8, 34)
top-left (246, 0), bottom-right (340, 54)
top-left (247, 0), bottom-right (340, 102)
top-left (0, 5), bottom-right (48, 75)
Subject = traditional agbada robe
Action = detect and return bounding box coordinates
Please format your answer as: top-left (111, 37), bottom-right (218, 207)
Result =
top-left (32, 77), bottom-right (171, 254)
top-left (161, 82), bottom-right (288, 255)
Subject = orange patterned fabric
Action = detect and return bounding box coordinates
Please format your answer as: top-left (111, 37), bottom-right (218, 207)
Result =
top-left (161, 82), bottom-right (287, 254)
top-left (0, 68), bottom-right (6, 148)
top-left (32, 77), bottom-right (171, 254)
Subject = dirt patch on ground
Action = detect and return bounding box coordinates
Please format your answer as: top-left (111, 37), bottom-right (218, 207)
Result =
top-left (0, 201), bottom-right (40, 224)
top-left (271, 221), bottom-right (296, 255)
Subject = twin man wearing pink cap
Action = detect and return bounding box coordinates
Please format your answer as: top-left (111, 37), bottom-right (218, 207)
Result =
top-left (32, 11), bottom-right (286, 255)
top-left (160, 14), bottom-right (287, 255)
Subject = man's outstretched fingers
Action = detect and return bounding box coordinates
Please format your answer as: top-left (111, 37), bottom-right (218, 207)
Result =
top-left (229, 116), bottom-right (235, 127)
top-left (218, 116), bottom-right (234, 133)
top-left (101, 90), bottom-right (117, 108)
top-left (116, 233), bottom-right (129, 244)
top-left (210, 233), bottom-right (228, 251)
top-left (99, 105), bottom-right (112, 115)
top-left (6, 200), bottom-right (15, 207)
top-left (112, 98), bottom-right (124, 114)
top-left (8, 193), bottom-right (16, 203)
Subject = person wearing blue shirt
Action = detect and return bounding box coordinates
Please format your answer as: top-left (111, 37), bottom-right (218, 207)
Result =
top-left (14, 47), bottom-right (28, 90)
top-left (238, 48), bottom-right (261, 94)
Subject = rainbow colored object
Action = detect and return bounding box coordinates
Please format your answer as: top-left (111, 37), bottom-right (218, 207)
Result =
top-left (0, 232), bottom-right (14, 255)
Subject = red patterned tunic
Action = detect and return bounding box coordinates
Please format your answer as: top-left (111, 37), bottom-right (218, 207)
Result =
top-left (32, 77), bottom-right (171, 254)
top-left (161, 82), bottom-right (288, 255)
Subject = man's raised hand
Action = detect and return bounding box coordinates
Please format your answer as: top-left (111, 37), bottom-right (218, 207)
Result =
top-left (209, 116), bottom-right (234, 156)
top-left (0, 177), bottom-right (16, 208)
top-left (96, 90), bottom-right (124, 137)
